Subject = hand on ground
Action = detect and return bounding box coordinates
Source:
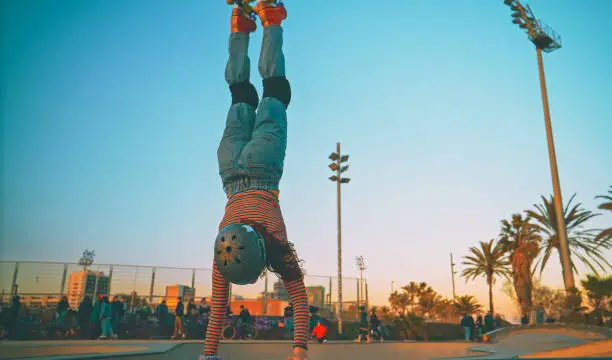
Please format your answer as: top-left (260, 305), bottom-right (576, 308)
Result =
top-left (287, 347), bottom-right (309, 360)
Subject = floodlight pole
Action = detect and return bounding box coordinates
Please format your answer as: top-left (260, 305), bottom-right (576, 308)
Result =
top-left (329, 142), bottom-right (351, 335)
top-left (336, 142), bottom-right (343, 334)
top-left (504, 0), bottom-right (574, 291)
top-left (536, 46), bottom-right (575, 290)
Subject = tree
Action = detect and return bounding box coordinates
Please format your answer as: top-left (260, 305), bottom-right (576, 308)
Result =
top-left (502, 278), bottom-right (567, 321)
top-left (461, 239), bottom-right (511, 315)
top-left (454, 295), bottom-right (483, 315)
top-left (78, 249), bottom-right (95, 270)
top-left (388, 291), bottom-right (410, 315)
top-left (417, 287), bottom-right (439, 319)
top-left (401, 281), bottom-right (428, 314)
top-left (499, 213), bottom-right (541, 317)
top-left (595, 186), bottom-right (612, 242)
top-left (527, 194), bottom-right (611, 276)
top-left (432, 297), bottom-right (457, 322)
top-left (580, 274), bottom-right (612, 310)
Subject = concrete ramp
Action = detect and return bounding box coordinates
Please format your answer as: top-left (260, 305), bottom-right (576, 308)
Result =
top-left (463, 325), bottom-right (611, 359)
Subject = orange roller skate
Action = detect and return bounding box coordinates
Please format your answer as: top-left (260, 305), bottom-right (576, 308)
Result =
top-left (253, 0), bottom-right (287, 27)
top-left (227, 0), bottom-right (257, 33)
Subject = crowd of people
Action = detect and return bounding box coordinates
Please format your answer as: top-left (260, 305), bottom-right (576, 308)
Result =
top-left (459, 311), bottom-right (502, 342)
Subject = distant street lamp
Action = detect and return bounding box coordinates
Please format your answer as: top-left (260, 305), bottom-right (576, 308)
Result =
top-left (329, 142), bottom-right (350, 335)
top-left (503, 0), bottom-right (574, 291)
top-left (355, 256), bottom-right (366, 308)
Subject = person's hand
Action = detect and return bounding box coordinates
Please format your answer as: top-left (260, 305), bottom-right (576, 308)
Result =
top-left (286, 347), bottom-right (309, 360)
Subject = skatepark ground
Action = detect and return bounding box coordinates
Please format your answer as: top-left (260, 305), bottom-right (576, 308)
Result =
top-left (1, 326), bottom-right (610, 360)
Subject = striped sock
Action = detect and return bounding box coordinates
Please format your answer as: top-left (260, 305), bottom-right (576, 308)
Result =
top-left (204, 263), bottom-right (230, 356)
top-left (284, 278), bottom-right (309, 350)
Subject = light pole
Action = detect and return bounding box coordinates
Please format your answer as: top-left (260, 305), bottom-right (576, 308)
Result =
top-left (503, 0), bottom-right (574, 291)
top-left (450, 253), bottom-right (457, 300)
top-left (355, 256), bottom-right (366, 308)
top-left (329, 142), bottom-right (350, 335)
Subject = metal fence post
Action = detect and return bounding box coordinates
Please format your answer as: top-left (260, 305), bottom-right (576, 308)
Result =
top-left (11, 262), bottom-right (20, 295)
top-left (356, 280), bottom-right (360, 318)
top-left (149, 268), bottom-right (156, 304)
top-left (60, 263), bottom-right (69, 295)
top-left (329, 276), bottom-right (332, 308)
top-left (107, 265), bottom-right (114, 296)
top-left (365, 281), bottom-right (369, 310)
top-left (93, 270), bottom-right (101, 299)
top-left (191, 269), bottom-right (196, 298)
top-left (356, 278), bottom-right (360, 309)
top-left (263, 271), bottom-right (269, 316)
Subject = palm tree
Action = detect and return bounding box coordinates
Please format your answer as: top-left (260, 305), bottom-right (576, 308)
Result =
top-left (461, 239), bottom-right (511, 315)
top-left (454, 295), bottom-right (483, 314)
top-left (499, 213), bottom-right (541, 317)
top-left (417, 287), bottom-right (439, 318)
top-left (595, 186), bottom-right (612, 242)
top-left (526, 194), bottom-right (611, 276)
top-left (433, 297), bottom-right (457, 322)
top-left (401, 281), bottom-right (428, 313)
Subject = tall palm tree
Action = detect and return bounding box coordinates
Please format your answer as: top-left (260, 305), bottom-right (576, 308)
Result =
top-left (454, 295), bottom-right (483, 315)
top-left (461, 239), bottom-right (511, 315)
top-left (526, 194), bottom-right (611, 276)
top-left (595, 186), bottom-right (612, 242)
top-left (499, 213), bottom-right (541, 317)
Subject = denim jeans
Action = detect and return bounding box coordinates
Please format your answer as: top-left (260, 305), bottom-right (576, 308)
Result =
top-left (218, 26), bottom-right (287, 196)
top-left (101, 317), bottom-right (113, 337)
top-left (464, 326), bottom-right (471, 341)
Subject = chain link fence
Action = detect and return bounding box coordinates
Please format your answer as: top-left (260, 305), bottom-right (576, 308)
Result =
top-left (0, 261), bottom-right (362, 318)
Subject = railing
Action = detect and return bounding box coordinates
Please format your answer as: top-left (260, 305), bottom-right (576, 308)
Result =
top-left (0, 261), bottom-right (364, 318)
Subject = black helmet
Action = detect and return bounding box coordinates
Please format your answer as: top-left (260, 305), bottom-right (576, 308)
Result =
top-left (214, 224), bottom-right (267, 285)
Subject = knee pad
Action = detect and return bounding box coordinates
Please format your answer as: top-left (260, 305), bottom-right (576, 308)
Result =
top-left (230, 81), bottom-right (259, 110)
top-left (263, 76), bottom-right (291, 108)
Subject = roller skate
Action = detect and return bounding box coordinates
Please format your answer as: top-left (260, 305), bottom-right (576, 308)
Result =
top-left (199, 355), bottom-right (223, 360)
top-left (227, 0), bottom-right (257, 33)
top-left (253, 0), bottom-right (287, 27)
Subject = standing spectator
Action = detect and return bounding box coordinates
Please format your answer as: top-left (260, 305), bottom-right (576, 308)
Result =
top-left (283, 303), bottom-right (294, 334)
top-left (5, 296), bottom-right (21, 339)
top-left (475, 314), bottom-right (484, 338)
top-left (155, 299), bottom-right (170, 336)
top-left (198, 298), bottom-right (210, 331)
top-left (494, 314), bottom-right (502, 329)
top-left (238, 305), bottom-right (252, 339)
top-left (369, 308), bottom-right (383, 343)
top-left (355, 306), bottom-right (369, 343)
top-left (99, 296), bottom-right (117, 339)
top-left (521, 314), bottom-right (529, 327)
top-left (56, 296), bottom-right (69, 320)
top-left (308, 306), bottom-right (320, 335)
top-left (187, 298), bottom-right (197, 321)
top-left (198, 298), bottom-right (210, 316)
top-left (78, 296), bottom-right (93, 338)
top-left (111, 296), bottom-right (124, 337)
top-left (91, 295), bottom-right (103, 339)
top-left (171, 297), bottom-right (186, 339)
top-left (484, 311), bottom-right (494, 333)
top-left (460, 313), bottom-right (474, 342)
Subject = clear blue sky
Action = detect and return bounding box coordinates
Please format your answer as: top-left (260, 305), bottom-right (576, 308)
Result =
top-left (2, 0), bottom-right (611, 320)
